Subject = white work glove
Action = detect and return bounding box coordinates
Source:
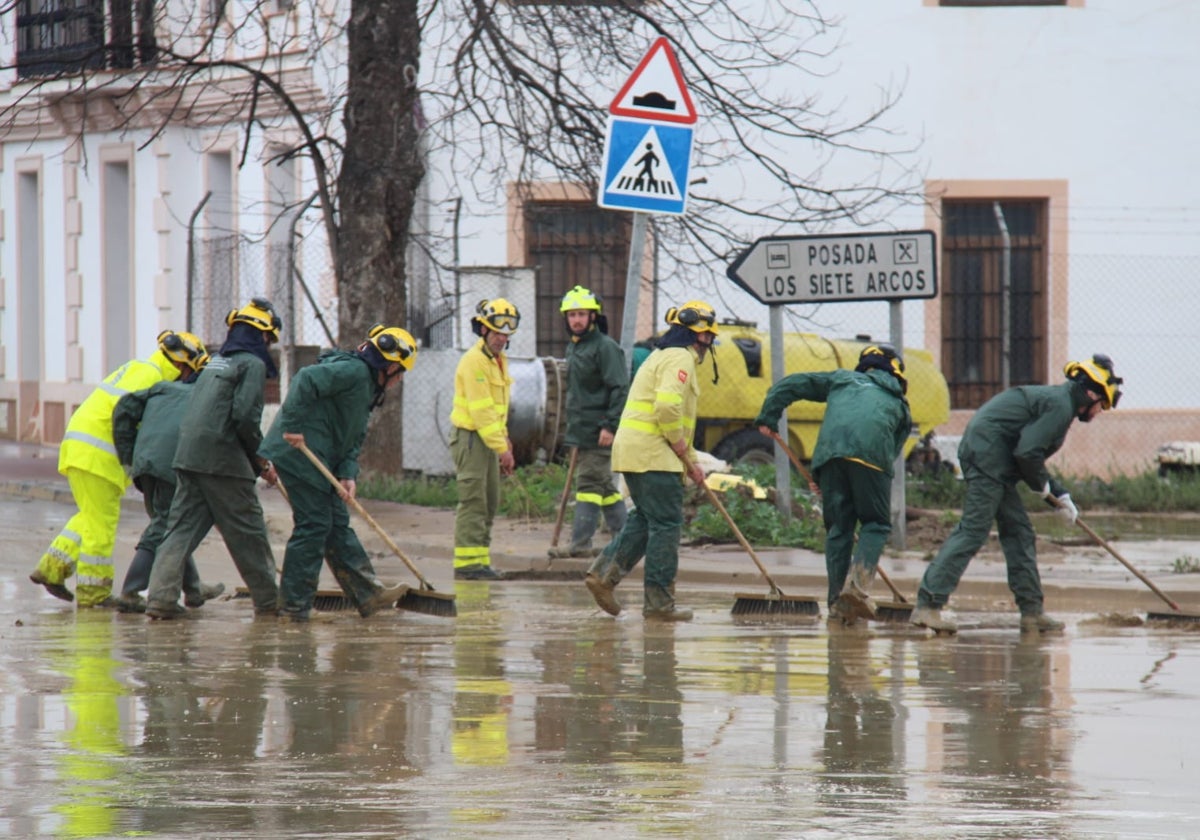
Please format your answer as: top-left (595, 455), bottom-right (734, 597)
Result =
top-left (1055, 493), bottom-right (1078, 525)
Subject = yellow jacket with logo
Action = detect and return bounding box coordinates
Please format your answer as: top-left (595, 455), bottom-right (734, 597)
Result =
top-left (612, 345), bottom-right (700, 474)
top-left (450, 338), bottom-right (513, 453)
top-left (59, 349), bottom-right (182, 487)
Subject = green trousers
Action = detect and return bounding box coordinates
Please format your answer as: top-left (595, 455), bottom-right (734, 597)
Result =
top-left (817, 458), bottom-right (892, 607)
top-left (594, 470), bottom-right (683, 591)
top-left (276, 464), bottom-right (383, 616)
top-left (917, 457), bottom-right (1043, 614)
top-left (451, 427), bottom-right (500, 570)
top-left (146, 470), bottom-right (279, 613)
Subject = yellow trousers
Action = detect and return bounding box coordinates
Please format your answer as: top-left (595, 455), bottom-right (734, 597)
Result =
top-left (35, 468), bottom-right (122, 606)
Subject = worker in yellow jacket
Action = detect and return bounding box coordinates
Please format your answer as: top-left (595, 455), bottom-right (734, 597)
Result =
top-left (584, 300), bottom-right (718, 621)
top-left (31, 331), bottom-right (208, 607)
top-left (449, 299), bottom-right (519, 580)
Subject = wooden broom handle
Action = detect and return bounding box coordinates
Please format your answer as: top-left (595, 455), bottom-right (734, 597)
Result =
top-left (765, 428), bottom-right (820, 496)
top-left (549, 447), bottom-right (579, 549)
top-left (294, 440), bottom-right (435, 590)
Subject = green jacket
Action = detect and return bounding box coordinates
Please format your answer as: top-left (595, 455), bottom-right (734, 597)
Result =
top-left (564, 327), bottom-right (629, 449)
top-left (259, 350), bottom-right (375, 491)
top-left (173, 351), bottom-right (268, 479)
top-left (958, 380), bottom-right (1090, 495)
top-left (754, 368), bottom-right (911, 477)
top-left (113, 381), bottom-right (194, 484)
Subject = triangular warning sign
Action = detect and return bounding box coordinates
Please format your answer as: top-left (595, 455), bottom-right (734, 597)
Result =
top-left (604, 126), bottom-right (681, 199)
top-left (609, 37), bottom-right (697, 125)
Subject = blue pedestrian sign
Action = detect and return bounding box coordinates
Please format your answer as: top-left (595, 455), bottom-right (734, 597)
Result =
top-left (599, 117), bottom-right (693, 215)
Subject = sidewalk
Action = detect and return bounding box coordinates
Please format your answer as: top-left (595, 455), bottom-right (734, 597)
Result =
top-left (5, 439), bottom-right (1200, 617)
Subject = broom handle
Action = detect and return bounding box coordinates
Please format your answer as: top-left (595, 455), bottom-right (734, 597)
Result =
top-left (296, 441), bottom-right (437, 591)
top-left (1074, 514), bottom-right (1181, 612)
top-left (765, 429), bottom-right (820, 496)
top-left (768, 429), bottom-right (909, 604)
top-left (549, 447), bottom-right (579, 548)
top-left (679, 454), bottom-right (784, 593)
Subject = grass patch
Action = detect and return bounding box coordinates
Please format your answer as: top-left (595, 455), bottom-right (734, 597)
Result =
top-left (683, 463), bottom-right (824, 550)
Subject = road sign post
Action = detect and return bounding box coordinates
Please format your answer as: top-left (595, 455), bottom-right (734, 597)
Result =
top-left (598, 37), bottom-right (699, 363)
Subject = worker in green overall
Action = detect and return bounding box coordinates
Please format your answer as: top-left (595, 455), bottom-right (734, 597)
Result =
top-left (754, 344), bottom-right (912, 626)
top-left (260, 324), bottom-right (418, 620)
top-left (548, 285), bottom-right (629, 560)
top-left (911, 354), bottom-right (1124, 634)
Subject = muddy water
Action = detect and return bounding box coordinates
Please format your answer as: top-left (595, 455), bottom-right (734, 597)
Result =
top-left (2, 579), bottom-right (1200, 839)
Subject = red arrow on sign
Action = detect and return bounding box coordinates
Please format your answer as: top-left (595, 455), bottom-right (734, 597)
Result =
top-left (609, 37), bottom-right (697, 125)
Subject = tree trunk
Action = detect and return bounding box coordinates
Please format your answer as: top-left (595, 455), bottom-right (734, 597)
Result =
top-left (337, 0), bottom-right (425, 476)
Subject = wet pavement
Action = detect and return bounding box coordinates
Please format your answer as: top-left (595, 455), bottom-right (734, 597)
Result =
top-left (4, 442), bottom-right (1200, 838)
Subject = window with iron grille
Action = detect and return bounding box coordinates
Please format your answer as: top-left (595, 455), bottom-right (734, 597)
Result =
top-left (523, 201), bottom-right (631, 359)
top-left (16, 0), bottom-right (156, 79)
top-left (940, 199), bottom-right (1048, 409)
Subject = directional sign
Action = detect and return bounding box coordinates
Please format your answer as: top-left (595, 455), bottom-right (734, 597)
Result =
top-left (598, 117), bottom-right (693, 215)
top-left (610, 37), bottom-right (697, 125)
top-left (726, 230), bottom-right (938, 305)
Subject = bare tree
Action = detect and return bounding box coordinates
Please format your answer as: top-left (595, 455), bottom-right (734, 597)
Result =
top-left (0, 0), bottom-right (920, 474)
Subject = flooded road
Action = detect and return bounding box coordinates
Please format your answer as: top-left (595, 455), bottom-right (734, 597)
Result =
top-left (4, 574), bottom-right (1200, 838)
top-left (4, 472), bottom-right (1200, 840)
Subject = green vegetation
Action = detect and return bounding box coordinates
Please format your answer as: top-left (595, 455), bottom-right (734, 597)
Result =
top-left (359, 460), bottom-right (1200, 550)
top-left (1172, 555), bottom-right (1200, 575)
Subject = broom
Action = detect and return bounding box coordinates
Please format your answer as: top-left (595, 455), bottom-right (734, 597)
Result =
top-left (681, 454), bottom-right (819, 618)
top-left (296, 441), bottom-right (456, 618)
top-left (1066, 509), bottom-right (1200, 623)
top-left (766, 430), bottom-right (913, 622)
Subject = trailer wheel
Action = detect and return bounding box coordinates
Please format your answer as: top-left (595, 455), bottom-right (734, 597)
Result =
top-left (712, 428), bottom-right (776, 467)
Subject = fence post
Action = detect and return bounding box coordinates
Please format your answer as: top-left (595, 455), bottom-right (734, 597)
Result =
top-left (185, 191), bottom-right (212, 333)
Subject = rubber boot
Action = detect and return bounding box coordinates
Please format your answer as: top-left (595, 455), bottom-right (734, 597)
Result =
top-left (643, 584), bottom-right (692, 622)
top-left (910, 605), bottom-right (957, 633)
top-left (121, 548), bottom-right (156, 596)
top-left (836, 563), bottom-right (878, 621)
top-left (585, 553), bottom-right (624, 615)
top-left (1020, 612), bottom-right (1065, 633)
top-left (602, 499), bottom-right (628, 536)
top-left (567, 502), bottom-right (602, 557)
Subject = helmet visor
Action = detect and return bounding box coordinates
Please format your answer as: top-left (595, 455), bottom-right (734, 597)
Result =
top-left (489, 313), bottom-right (520, 331)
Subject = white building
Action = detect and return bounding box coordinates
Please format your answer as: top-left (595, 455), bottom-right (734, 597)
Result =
top-left (0, 0), bottom-right (1196, 476)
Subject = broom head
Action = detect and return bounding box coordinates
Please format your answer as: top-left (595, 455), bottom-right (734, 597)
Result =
top-left (1146, 608), bottom-right (1200, 624)
top-left (731, 591), bottom-right (820, 619)
top-left (873, 600), bottom-right (914, 623)
top-left (396, 586), bottom-right (457, 618)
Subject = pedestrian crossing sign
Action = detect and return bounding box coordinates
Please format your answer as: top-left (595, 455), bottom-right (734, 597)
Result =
top-left (598, 117), bottom-right (693, 215)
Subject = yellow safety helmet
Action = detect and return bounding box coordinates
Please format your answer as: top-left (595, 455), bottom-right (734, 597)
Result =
top-left (226, 297), bottom-right (282, 342)
top-left (473, 298), bottom-right (520, 335)
top-left (664, 300), bottom-right (719, 334)
top-left (856, 343), bottom-right (907, 393)
top-left (1064, 353), bottom-right (1123, 409)
top-left (365, 324), bottom-right (418, 371)
top-left (560, 285), bottom-right (603, 313)
top-left (157, 330), bottom-right (209, 373)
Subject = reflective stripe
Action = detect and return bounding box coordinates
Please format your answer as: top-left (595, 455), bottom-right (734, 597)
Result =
top-left (61, 528), bottom-right (81, 544)
top-left (77, 574), bottom-right (113, 587)
top-left (626, 400), bottom-right (653, 414)
top-left (477, 420), bottom-right (505, 438)
top-left (467, 396), bottom-right (495, 409)
top-left (62, 430), bottom-right (119, 457)
top-left (576, 492), bottom-right (604, 505)
top-left (621, 418), bottom-right (660, 435)
top-left (843, 456), bottom-right (883, 472)
top-left (454, 546), bottom-right (491, 567)
top-left (654, 390), bottom-right (684, 405)
top-left (97, 381), bottom-right (132, 398)
top-left (599, 493), bottom-right (624, 506)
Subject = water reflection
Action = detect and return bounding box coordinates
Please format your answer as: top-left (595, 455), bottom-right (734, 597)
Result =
top-left (915, 634), bottom-right (1074, 837)
top-left (818, 631), bottom-right (904, 819)
top-left (54, 612), bottom-right (126, 838)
